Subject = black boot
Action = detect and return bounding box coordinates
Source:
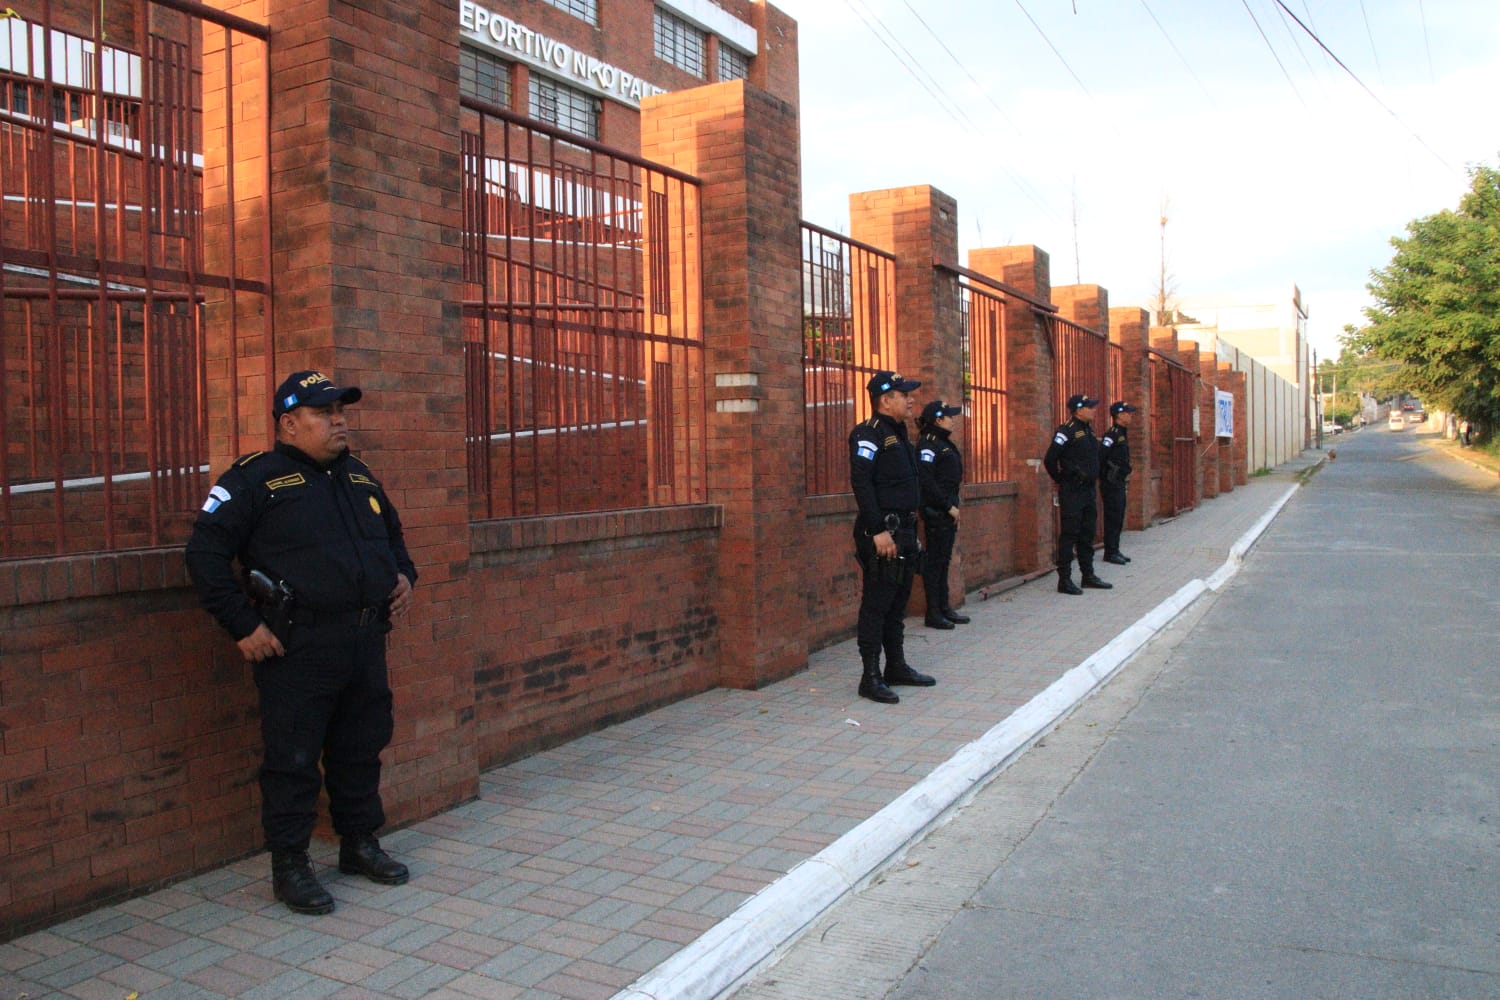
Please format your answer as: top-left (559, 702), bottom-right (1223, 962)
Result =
top-left (271, 851), bottom-right (335, 915)
top-left (942, 606), bottom-right (970, 624)
top-left (924, 612), bottom-right (955, 630)
top-left (1102, 552), bottom-right (1128, 565)
top-left (1057, 571), bottom-right (1082, 595)
top-left (884, 656), bottom-right (936, 687)
top-left (339, 835), bottom-right (409, 885)
top-left (1080, 573), bottom-right (1113, 589)
top-left (858, 654), bottom-right (899, 704)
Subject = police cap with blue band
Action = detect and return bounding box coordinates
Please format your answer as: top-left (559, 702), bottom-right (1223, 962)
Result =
top-left (867, 371), bottom-right (922, 399)
top-left (273, 370), bottom-right (363, 418)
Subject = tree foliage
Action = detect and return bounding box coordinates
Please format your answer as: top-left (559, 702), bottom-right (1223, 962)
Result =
top-left (1354, 162), bottom-right (1500, 426)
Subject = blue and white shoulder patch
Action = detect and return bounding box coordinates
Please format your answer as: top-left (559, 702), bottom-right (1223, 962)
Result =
top-left (1053, 431), bottom-right (1068, 446)
top-left (200, 484), bottom-right (231, 513)
top-left (855, 440), bottom-right (878, 462)
top-left (919, 448), bottom-right (936, 463)
top-left (1102, 437), bottom-right (1114, 447)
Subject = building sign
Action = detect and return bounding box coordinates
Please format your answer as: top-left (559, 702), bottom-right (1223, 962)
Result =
top-left (459, 2), bottom-right (667, 108)
top-left (1215, 389), bottom-right (1235, 438)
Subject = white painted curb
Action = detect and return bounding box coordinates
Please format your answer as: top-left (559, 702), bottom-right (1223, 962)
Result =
top-left (613, 482), bottom-right (1303, 1000)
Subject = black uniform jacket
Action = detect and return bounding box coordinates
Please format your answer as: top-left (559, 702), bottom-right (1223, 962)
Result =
top-left (1101, 422), bottom-right (1132, 481)
top-left (917, 428), bottom-right (963, 514)
top-left (849, 412), bottom-right (921, 535)
top-left (185, 442), bottom-right (418, 640)
top-left (1043, 417), bottom-right (1101, 487)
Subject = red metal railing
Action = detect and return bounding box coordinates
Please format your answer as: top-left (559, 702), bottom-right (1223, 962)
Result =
top-left (801, 222), bottom-right (897, 496)
top-left (1, 0), bottom-right (271, 560)
top-left (1149, 350), bottom-right (1198, 514)
top-left (955, 278), bottom-right (1008, 483)
top-left (460, 100), bottom-right (706, 519)
top-left (1047, 314), bottom-right (1121, 422)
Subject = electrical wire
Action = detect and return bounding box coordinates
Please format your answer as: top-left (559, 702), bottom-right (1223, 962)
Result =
top-left (1136, 0), bottom-right (1215, 107)
top-left (1269, 0), bottom-right (1456, 175)
top-left (1239, 0), bottom-right (1305, 106)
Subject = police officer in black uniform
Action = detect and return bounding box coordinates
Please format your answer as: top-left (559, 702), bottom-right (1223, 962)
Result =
top-left (1100, 401), bottom-right (1137, 565)
top-left (850, 371), bottom-right (937, 704)
top-left (917, 399), bottom-right (969, 630)
top-left (1044, 393), bottom-right (1113, 595)
top-left (186, 371), bottom-right (417, 915)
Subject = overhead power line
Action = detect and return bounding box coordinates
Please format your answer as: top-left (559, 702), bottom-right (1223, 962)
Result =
top-left (1268, 0), bottom-right (1456, 175)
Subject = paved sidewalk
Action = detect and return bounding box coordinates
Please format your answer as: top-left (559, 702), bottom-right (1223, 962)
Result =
top-left (0, 453), bottom-right (1322, 1000)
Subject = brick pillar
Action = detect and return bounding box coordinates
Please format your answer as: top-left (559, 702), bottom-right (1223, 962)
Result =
top-left (970, 245), bottom-right (1054, 573)
top-left (641, 81), bottom-right (807, 689)
top-left (1228, 370), bottom-right (1249, 486)
top-left (1182, 341), bottom-right (1213, 502)
top-left (1109, 307), bottom-right (1151, 530)
top-left (848, 186), bottom-right (963, 613)
top-left (1149, 326), bottom-right (1180, 519)
top-left (227, 0), bottom-right (478, 826)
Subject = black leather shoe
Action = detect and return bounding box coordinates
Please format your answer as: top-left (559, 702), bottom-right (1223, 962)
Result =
top-left (924, 614), bottom-right (955, 630)
top-left (1081, 575), bottom-right (1113, 589)
top-left (271, 851), bottom-right (335, 915)
top-left (859, 673), bottom-right (900, 704)
top-left (942, 608), bottom-right (971, 624)
top-left (339, 835), bottom-right (409, 885)
top-left (1103, 552), bottom-right (1128, 565)
top-left (1058, 576), bottom-right (1083, 595)
top-left (884, 662), bottom-right (937, 687)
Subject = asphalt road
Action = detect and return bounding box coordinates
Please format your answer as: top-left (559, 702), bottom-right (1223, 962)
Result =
top-left (737, 428), bottom-right (1500, 1000)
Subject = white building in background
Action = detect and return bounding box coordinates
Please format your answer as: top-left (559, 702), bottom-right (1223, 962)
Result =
top-left (1172, 286), bottom-right (1312, 472)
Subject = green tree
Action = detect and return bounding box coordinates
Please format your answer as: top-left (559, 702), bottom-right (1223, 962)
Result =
top-left (1356, 162), bottom-right (1500, 426)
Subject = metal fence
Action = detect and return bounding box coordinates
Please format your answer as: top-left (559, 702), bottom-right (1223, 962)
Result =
top-left (461, 100), bottom-right (706, 519)
top-left (1, 1), bottom-right (270, 560)
top-left (1150, 350), bottom-right (1198, 514)
top-left (800, 222), bottom-right (896, 496)
top-left (956, 278), bottom-right (1008, 483)
top-left (1047, 314), bottom-right (1122, 423)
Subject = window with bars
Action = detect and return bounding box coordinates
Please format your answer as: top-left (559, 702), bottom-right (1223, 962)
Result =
top-left (653, 7), bottom-right (706, 78)
top-left (460, 46), bottom-right (510, 108)
top-left (538, 0), bottom-right (598, 24)
top-left (718, 44), bottom-right (748, 82)
top-left (528, 74), bottom-right (600, 140)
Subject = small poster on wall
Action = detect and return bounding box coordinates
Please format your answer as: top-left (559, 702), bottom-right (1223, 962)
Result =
top-left (1215, 389), bottom-right (1234, 438)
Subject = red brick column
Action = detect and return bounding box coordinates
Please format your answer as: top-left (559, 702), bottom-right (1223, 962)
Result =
top-left (1188, 343), bottom-right (1219, 501)
top-left (849, 186), bottom-right (963, 612)
top-left (226, 0), bottom-right (478, 825)
top-left (642, 81), bottom-right (807, 689)
top-left (1228, 370), bottom-right (1249, 485)
top-left (1109, 307), bottom-right (1152, 530)
top-left (970, 245), bottom-right (1054, 573)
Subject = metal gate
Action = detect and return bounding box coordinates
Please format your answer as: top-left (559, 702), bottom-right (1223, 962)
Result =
top-left (1151, 351), bottom-right (1198, 515)
top-left (1, 1), bottom-right (271, 560)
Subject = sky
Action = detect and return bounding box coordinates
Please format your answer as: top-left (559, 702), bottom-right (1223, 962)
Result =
top-left (770, 0), bottom-right (1500, 361)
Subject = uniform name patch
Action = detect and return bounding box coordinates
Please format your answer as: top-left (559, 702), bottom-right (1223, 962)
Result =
top-left (920, 448), bottom-right (936, 463)
top-left (264, 472), bottom-right (307, 491)
top-left (855, 440), bottom-right (878, 461)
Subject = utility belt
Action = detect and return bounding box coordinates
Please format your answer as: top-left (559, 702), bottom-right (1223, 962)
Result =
top-left (290, 606), bottom-right (387, 628)
top-left (857, 511), bottom-right (924, 583)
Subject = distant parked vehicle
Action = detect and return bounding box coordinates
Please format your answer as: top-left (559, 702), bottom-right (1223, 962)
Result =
top-left (1388, 413), bottom-right (1406, 431)
top-left (1322, 422), bottom-right (1342, 436)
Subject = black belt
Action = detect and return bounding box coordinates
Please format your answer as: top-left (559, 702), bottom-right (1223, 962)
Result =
top-left (291, 606), bottom-right (385, 627)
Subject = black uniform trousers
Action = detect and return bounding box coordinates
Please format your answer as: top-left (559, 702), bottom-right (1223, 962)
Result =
top-left (854, 523), bottom-right (918, 665)
top-left (1056, 481), bottom-right (1098, 577)
top-left (254, 620), bottom-right (393, 852)
top-left (1100, 479), bottom-right (1127, 556)
top-left (921, 514), bottom-right (957, 614)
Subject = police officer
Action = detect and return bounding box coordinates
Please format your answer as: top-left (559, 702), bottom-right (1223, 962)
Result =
top-left (850, 371), bottom-right (937, 704)
top-left (1100, 401), bottom-right (1137, 565)
top-left (917, 399), bottom-right (969, 630)
top-left (185, 371), bottom-right (417, 915)
top-left (1044, 393), bottom-right (1113, 595)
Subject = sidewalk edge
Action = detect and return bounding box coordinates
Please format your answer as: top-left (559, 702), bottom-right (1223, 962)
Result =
top-left (612, 483), bottom-right (1301, 1000)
